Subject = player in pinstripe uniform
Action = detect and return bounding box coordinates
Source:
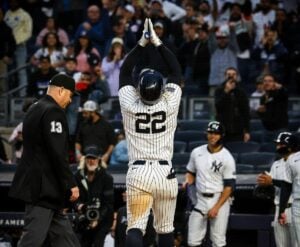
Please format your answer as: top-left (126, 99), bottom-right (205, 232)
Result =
top-left (184, 121), bottom-right (236, 247)
top-left (118, 18), bottom-right (182, 247)
top-left (257, 132), bottom-right (299, 247)
top-left (277, 135), bottom-right (300, 246)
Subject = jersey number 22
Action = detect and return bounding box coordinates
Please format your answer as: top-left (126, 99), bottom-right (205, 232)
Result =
top-left (135, 111), bottom-right (166, 134)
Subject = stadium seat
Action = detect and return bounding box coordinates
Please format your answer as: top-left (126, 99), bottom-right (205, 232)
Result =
top-left (239, 152), bottom-right (276, 168)
top-left (224, 141), bottom-right (260, 154)
top-left (172, 153), bottom-right (190, 173)
top-left (250, 119), bottom-right (264, 131)
top-left (174, 141), bottom-right (187, 153)
top-left (264, 131), bottom-right (281, 142)
top-left (231, 152), bottom-right (239, 163)
top-left (174, 130), bottom-right (206, 144)
top-left (177, 120), bottom-right (209, 131)
top-left (250, 131), bottom-right (265, 143)
top-left (236, 163), bottom-right (255, 174)
top-left (107, 164), bottom-right (128, 173)
top-left (187, 141), bottom-right (207, 152)
top-left (288, 119), bottom-right (300, 132)
top-left (109, 119), bottom-right (123, 131)
top-left (259, 142), bottom-right (276, 152)
top-left (0, 164), bottom-right (17, 172)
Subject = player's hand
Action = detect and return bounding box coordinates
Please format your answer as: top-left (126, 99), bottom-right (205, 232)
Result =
top-left (278, 212), bottom-right (287, 225)
top-left (148, 18), bottom-right (162, 47)
top-left (138, 18), bottom-right (150, 47)
top-left (207, 205), bottom-right (219, 219)
top-left (257, 173), bottom-right (272, 186)
top-left (89, 220), bottom-right (99, 229)
top-left (70, 186), bottom-right (80, 202)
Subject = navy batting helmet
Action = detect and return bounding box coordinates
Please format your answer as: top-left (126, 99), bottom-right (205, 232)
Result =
top-left (274, 132), bottom-right (298, 151)
top-left (138, 69), bottom-right (164, 105)
top-left (207, 121), bottom-right (225, 136)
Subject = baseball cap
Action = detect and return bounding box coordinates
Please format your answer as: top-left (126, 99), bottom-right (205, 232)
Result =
top-left (49, 73), bottom-right (76, 93)
top-left (215, 24), bottom-right (229, 37)
top-left (154, 21), bottom-right (164, 29)
top-left (111, 37), bottom-right (124, 45)
top-left (79, 30), bottom-right (89, 38)
top-left (84, 145), bottom-right (102, 158)
top-left (82, 100), bottom-right (99, 112)
top-left (124, 4), bottom-right (135, 14)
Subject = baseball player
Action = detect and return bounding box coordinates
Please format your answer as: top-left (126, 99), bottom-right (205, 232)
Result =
top-left (277, 135), bottom-right (300, 246)
top-left (257, 132), bottom-right (299, 247)
top-left (185, 121), bottom-right (236, 247)
top-left (118, 18), bottom-right (182, 247)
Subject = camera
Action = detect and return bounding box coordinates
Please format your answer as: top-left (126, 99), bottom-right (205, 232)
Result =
top-left (85, 204), bottom-right (100, 221)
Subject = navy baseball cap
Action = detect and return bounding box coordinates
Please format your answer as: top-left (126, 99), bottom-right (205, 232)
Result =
top-left (84, 146), bottom-right (102, 158)
top-left (49, 73), bottom-right (76, 93)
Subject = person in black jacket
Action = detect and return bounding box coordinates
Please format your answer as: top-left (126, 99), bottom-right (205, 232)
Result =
top-left (9, 73), bottom-right (80, 247)
top-left (256, 73), bottom-right (289, 131)
top-left (215, 67), bottom-right (251, 142)
top-left (74, 145), bottom-right (114, 247)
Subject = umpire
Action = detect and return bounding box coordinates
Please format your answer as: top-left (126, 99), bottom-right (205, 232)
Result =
top-left (9, 74), bottom-right (80, 247)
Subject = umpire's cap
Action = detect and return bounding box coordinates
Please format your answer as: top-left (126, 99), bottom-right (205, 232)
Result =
top-left (49, 73), bottom-right (76, 93)
top-left (138, 69), bottom-right (164, 105)
top-left (274, 132), bottom-right (299, 150)
top-left (207, 121), bottom-right (225, 136)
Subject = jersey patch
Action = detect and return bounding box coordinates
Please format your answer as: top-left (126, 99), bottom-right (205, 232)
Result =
top-left (165, 86), bottom-right (175, 92)
top-left (50, 121), bottom-right (62, 133)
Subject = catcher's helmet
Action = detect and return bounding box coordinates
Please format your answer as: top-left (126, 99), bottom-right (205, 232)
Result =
top-left (274, 132), bottom-right (298, 151)
top-left (207, 121), bottom-right (225, 136)
top-left (138, 69), bottom-right (164, 105)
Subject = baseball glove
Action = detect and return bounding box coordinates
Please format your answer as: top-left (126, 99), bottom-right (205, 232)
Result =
top-left (253, 185), bottom-right (275, 200)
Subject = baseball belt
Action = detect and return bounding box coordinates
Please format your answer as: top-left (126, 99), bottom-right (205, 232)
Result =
top-left (132, 160), bottom-right (169, 165)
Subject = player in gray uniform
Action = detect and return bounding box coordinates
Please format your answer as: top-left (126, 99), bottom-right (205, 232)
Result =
top-left (277, 135), bottom-right (300, 246)
top-left (185, 121), bottom-right (236, 247)
top-left (257, 132), bottom-right (299, 247)
top-left (118, 18), bottom-right (182, 247)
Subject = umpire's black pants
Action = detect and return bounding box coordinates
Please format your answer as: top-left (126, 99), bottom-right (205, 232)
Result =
top-left (18, 204), bottom-right (80, 247)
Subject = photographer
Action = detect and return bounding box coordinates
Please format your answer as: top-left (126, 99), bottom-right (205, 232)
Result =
top-left (214, 67), bottom-right (250, 142)
top-left (74, 145), bottom-right (114, 247)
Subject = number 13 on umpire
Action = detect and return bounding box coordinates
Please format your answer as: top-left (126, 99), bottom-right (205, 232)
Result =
top-left (118, 18), bottom-right (182, 247)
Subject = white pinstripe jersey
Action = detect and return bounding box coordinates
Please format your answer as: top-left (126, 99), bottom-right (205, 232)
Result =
top-left (186, 145), bottom-right (236, 195)
top-left (270, 158), bottom-right (293, 205)
top-left (119, 83), bottom-right (181, 161)
top-left (284, 151), bottom-right (300, 199)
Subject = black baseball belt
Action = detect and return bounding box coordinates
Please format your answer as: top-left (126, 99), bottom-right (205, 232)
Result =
top-left (132, 160), bottom-right (169, 165)
top-left (201, 193), bottom-right (215, 198)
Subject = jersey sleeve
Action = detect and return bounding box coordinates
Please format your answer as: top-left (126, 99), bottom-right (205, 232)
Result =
top-left (186, 149), bottom-right (197, 174)
top-left (283, 156), bottom-right (294, 183)
top-left (223, 153), bottom-right (236, 180)
top-left (42, 107), bottom-right (76, 190)
top-left (118, 85), bottom-right (139, 110)
top-left (164, 83), bottom-right (182, 110)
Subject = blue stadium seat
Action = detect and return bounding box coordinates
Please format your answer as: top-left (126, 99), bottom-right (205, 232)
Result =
top-left (175, 130), bottom-right (206, 144)
top-left (225, 141), bottom-right (260, 154)
top-left (239, 152), bottom-right (276, 167)
top-left (0, 164), bottom-right (17, 172)
top-left (250, 119), bottom-right (264, 131)
top-left (288, 119), bottom-right (300, 132)
top-left (236, 163), bottom-right (255, 174)
top-left (250, 131), bottom-right (265, 143)
top-left (259, 142), bottom-right (276, 152)
top-left (174, 141), bottom-right (187, 153)
top-left (109, 119), bottom-right (123, 130)
top-left (172, 153), bottom-right (190, 172)
top-left (177, 120), bottom-right (209, 131)
top-left (231, 152), bottom-right (239, 163)
top-left (187, 141), bottom-right (207, 152)
top-left (107, 164), bottom-right (128, 173)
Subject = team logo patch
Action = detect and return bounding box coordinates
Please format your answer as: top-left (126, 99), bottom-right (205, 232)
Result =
top-left (211, 160), bottom-right (223, 172)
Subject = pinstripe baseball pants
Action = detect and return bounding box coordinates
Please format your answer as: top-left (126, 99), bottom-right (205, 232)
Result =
top-left (126, 161), bottom-right (178, 234)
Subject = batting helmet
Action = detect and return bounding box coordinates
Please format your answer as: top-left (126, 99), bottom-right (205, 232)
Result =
top-left (138, 69), bottom-right (164, 105)
top-left (206, 121), bottom-right (225, 136)
top-left (274, 132), bottom-right (299, 153)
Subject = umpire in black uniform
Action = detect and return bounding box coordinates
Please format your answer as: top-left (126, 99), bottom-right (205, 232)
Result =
top-left (9, 73), bottom-right (80, 247)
